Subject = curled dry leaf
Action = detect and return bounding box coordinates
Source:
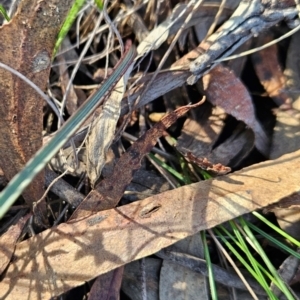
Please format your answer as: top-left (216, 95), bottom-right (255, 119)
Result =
top-left (1, 149), bottom-right (300, 299)
top-left (182, 152), bottom-right (231, 175)
top-left (202, 65), bottom-right (269, 156)
top-left (70, 100), bottom-right (204, 220)
top-left (177, 101), bottom-right (254, 169)
top-left (0, 0), bottom-right (73, 209)
top-left (136, 4), bottom-right (231, 58)
top-left (86, 58), bottom-right (135, 187)
top-left (187, 0), bottom-right (298, 84)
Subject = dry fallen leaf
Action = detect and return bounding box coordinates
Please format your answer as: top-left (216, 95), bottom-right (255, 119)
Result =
top-left (71, 100), bottom-right (204, 220)
top-left (202, 64), bottom-right (269, 156)
top-left (88, 267), bottom-right (124, 300)
top-left (0, 213), bottom-right (31, 274)
top-left (122, 258), bottom-right (161, 300)
top-left (1, 149), bottom-right (300, 299)
top-left (270, 250), bottom-right (300, 298)
top-left (252, 33), bottom-right (292, 107)
top-left (177, 104), bottom-right (227, 162)
top-left (157, 250), bottom-right (265, 296)
top-left (86, 57), bottom-right (135, 187)
top-left (159, 236), bottom-right (208, 300)
top-left (177, 102), bottom-right (254, 169)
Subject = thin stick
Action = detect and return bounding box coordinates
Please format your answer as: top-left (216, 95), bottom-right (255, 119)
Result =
top-left (208, 229), bottom-right (259, 300)
top-left (0, 62), bottom-right (63, 123)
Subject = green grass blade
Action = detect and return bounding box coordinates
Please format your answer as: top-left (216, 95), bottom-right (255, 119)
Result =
top-left (229, 221), bottom-right (277, 299)
top-left (148, 153), bottom-right (185, 184)
top-left (179, 155), bottom-right (192, 185)
top-left (217, 225), bottom-right (278, 299)
top-left (201, 231), bottom-right (218, 300)
top-left (0, 46), bottom-right (136, 219)
top-left (214, 227), bottom-right (259, 281)
top-left (246, 221), bottom-right (300, 259)
top-left (252, 211), bottom-right (300, 247)
top-left (94, 0), bottom-right (104, 10)
top-left (0, 5), bottom-right (10, 21)
top-left (240, 218), bottom-right (296, 300)
top-left (53, 0), bottom-right (86, 56)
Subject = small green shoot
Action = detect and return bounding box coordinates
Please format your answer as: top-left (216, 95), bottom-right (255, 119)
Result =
top-left (198, 169), bottom-right (213, 180)
top-left (0, 5), bottom-right (10, 22)
top-left (201, 231), bottom-right (218, 300)
top-left (94, 0), bottom-right (104, 10)
top-left (54, 0), bottom-right (86, 56)
top-left (148, 153), bottom-right (184, 185)
top-left (179, 155), bottom-right (192, 184)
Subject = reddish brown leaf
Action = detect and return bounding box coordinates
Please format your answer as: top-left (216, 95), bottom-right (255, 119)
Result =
top-left (0, 213), bottom-right (31, 274)
top-left (88, 267), bottom-right (124, 300)
top-left (177, 104), bottom-right (254, 168)
top-left (202, 65), bottom-right (269, 156)
top-left (0, 0), bottom-right (73, 209)
top-left (252, 33), bottom-right (292, 107)
top-left (70, 99), bottom-right (204, 221)
top-left (182, 152), bottom-right (231, 175)
top-left (177, 104), bottom-right (226, 160)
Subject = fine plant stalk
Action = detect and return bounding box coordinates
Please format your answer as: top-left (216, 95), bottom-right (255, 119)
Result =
top-left (252, 211), bottom-right (300, 248)
top-left (0, 5), bottom-right (10, 21)
top-left (209, 228), bottom-right (260, 300)
top-left (148, 153), bottom-right (186, 183)
top-left (246, 221), bottom-right (300, 259)
top-left (239, 218), bottom-right (295, 300)
top-left (201, 231), bottom-right (218, 300)
top-left (53, 0), bottom-right (86, 56)
top-left (217, 225), bottom-right (278, 299)
top-left (0, 45), bottom-right (136, 219)
top-left (179, 155), bottom-right (192, 185)
top-left (214, 228), bottom-right (265, 286)
top-left (229, 220), bottom-right (279, 298)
